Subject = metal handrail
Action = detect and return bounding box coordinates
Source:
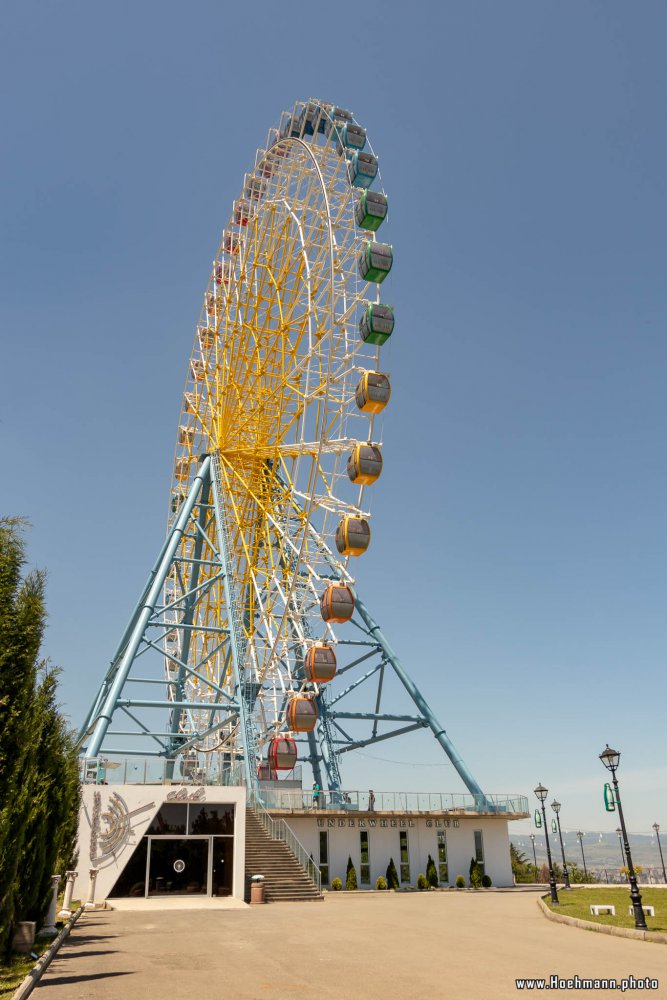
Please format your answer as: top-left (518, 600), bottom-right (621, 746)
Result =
top-left (254, 788), bottom-right (530, 816)
top-left (249, 795), bottom-right (322, 894)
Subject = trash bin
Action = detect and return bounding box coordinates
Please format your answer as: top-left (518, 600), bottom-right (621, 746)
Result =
top-left (250, 874), bottom-right (265, 904)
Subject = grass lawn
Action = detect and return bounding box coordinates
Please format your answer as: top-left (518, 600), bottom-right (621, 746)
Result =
top-left (544, 887), bottom-right (667, 933)
top-left (0, 940), bottom-right (51, 999)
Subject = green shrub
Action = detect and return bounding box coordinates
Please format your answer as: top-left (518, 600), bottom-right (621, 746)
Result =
top-left (346, 856), bottom-right (358, 891)
top-left (417, 873), bottom-right (428, 890)
top-left (386, 858), bottom-right (400, 890)
top-left (481, 874), bottom-right (492, 888)
top-left (455, 875), bottom-right (466, 888)
top-left (426, 854), bottom-right (439, 888)
top-left (469, 857), bottom-right (483, 889)
top-left (331, 877), bottom-right (342, 891)
top-left (375, 875), bottom-right (387, 890)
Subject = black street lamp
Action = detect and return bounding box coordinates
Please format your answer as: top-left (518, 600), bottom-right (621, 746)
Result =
top-left (534, 784), bottom-right (559, 905)
top-left (599, 745), bottom-right (647, 930)
top-left (652, 823), bottom-right (667, 884)
top-left (550, 800), bottom-right (571, 889)
top-left (577, 831), bottom-right (588, 882)
top-left (529, 833), bottom-right (538, 883)
top-left (616, 827), bottom-right (625, 873)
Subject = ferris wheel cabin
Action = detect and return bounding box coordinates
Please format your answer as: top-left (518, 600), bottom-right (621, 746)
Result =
top-left (267, 737), bottom-right (298, 771)
top-left (359, 303), bottom-right (394, 345)
top-left (358, 241), bottom-right (393, 283)
top-left (320, 584), bottom-right (355, 623)
top-left (303, 643), bottom-right (337, 684)
top-left (347, 443), bottom-right (383, 485)
top-left (286, 696), bottom-right (318, 732)
top-left (355, 190), bottom-right (388, 232)
top-left (355, 371), bottom-right (391, 414)
top-left (335, 516), bottom-right (371, 557)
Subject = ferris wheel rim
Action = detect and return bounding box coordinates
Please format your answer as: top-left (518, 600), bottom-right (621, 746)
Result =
top-left (168, 99), bottom-right (392, 756)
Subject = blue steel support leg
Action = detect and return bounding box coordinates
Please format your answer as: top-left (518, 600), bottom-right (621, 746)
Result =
top-left (210, 454), bottom-right (260, 798)
top-left (353, 591), bottom-right (487, 805)
top-left (314, 692), bottom-right (342, 795)
top-left (77, 501), bottom-right (187, 745)
top-left (85, 457), bottom-right (212, 758)
top-left (306, 730), bottom-right (324, 789)
top-left (165, 470), bottom-right (213, 774)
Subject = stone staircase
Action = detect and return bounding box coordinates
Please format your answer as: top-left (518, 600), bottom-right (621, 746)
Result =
top-left (244, 808), bottom-right (323, 903)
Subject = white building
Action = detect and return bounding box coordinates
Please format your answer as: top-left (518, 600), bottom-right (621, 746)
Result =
top-left (75, 767), bottom-right (528, 904)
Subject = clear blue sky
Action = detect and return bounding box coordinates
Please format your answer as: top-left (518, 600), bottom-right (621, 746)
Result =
top-left (2, 1), bottom-right (666, 835)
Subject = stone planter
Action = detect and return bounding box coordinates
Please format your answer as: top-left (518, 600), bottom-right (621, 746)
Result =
top-left (12, 921), bottom-right (36, 954)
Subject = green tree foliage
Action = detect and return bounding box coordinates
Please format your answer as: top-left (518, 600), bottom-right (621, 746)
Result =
top-left (345, 855), bottom-right (357, 891)
top-left (510, 842), bottom-right (536, 884)
top-left (469, 857), bottom-right (483, 889)
top-left (426, 854), bottom-right (438, 888)
top-left (0, 520), bottom-right (80, 957)
top-left (386, 858), bottom-right (399, 890)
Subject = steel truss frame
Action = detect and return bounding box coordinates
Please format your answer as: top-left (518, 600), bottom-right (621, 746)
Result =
top-left (79, 455), bottom-right (486, 804)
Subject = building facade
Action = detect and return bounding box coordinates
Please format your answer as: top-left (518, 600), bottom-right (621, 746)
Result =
top-left (75, 770), bottom-right (527, 904)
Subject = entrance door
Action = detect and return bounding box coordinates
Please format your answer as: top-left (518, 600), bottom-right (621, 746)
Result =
top-left (148, 838), bottom-right (209, 895)
top-left (211, 836), bottom-right (233, 896)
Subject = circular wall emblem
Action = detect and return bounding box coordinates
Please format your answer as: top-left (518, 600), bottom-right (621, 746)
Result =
top-left (173, 859), bottom-right (185, 873)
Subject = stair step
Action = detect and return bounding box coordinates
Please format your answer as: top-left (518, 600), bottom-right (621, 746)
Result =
top-left (244, 807), bottom-right (322, 905)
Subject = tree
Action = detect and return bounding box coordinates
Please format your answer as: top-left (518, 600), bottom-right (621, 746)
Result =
top-left (510, 842), bottom-right (535, 884)
top-left (426, 854), bottom-right (438, 888)
top-left (469, 857), bottom-right (483, 889)
top-left (0, 520), bottom-right (80, 956)
top-left (345, 856), bottom-right (358, 891)
top-left (386, 858), bottom-right (399, 890)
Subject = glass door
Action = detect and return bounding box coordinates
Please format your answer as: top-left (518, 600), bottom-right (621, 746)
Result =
top-left (148, 838), bottom-right (209, 895)
top-left (211, 836), bottom-right (233, 896)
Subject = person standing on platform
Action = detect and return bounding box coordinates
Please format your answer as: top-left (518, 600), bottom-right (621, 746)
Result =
top-left (312, 781), bottom-right (321, 809)
top-left (369, 789), bottom-right (376, 811)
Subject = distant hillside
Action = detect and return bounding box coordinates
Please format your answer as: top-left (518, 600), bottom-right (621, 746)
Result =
top-left (513, 830), bottom-right (666, 880)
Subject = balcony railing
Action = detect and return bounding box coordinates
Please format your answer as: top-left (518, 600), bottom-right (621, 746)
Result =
top-left (79, 757), bottom-right (246, 786)
top-left (256, 788), bottom-right (529, 815)
top-left (78, 758), bottom-right (528, 817)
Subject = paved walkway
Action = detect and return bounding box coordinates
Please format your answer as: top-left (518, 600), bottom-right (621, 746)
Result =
top-left (36, 891), bottom-right (666, 999)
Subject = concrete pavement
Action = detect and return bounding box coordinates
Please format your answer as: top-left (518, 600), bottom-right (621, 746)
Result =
top-left (35, 890), bottom-right (667, 999)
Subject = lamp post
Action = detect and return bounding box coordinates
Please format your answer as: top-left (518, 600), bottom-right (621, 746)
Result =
top-left (599, 745), bottom-right (646, 930)
top-left (576, 831), bottom-right (588, 882)
top-left (616, 827), bottom-right (625, 874)
top-left (534, 784), bottom-right (559, 905)
top-left (652, 823), bottom-right (667, 884)
top-left (550, 800), bottom-right (571, 889)
top-left (529, 833), bottom-right (538, 883)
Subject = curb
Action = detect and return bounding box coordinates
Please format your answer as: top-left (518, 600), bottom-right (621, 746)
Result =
top-left (537, 895), bottom-right (667, 945)
top-left (12, 906), bottom-right (84, 999)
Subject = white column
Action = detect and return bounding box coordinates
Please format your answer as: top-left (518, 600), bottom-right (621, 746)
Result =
top-left (84, 868), bottom-right (99, 910)
top-left (57, 871), bottom-right (78, 919)
top-left (37, 875), bottom-right (61, 937)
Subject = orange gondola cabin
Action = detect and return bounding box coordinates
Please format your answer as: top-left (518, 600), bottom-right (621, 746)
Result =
top-left (320, 584), bottom-right (355, 623)
top-left (286, 696), bottom-right (318, 732)
top-left (304, 643), bottom-right (337, 683)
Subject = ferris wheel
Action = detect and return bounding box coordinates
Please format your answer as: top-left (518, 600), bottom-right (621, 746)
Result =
top-left (169, 99), bottom-right (391, 771)
top-left (81, 99), bottom-right (485, 804)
